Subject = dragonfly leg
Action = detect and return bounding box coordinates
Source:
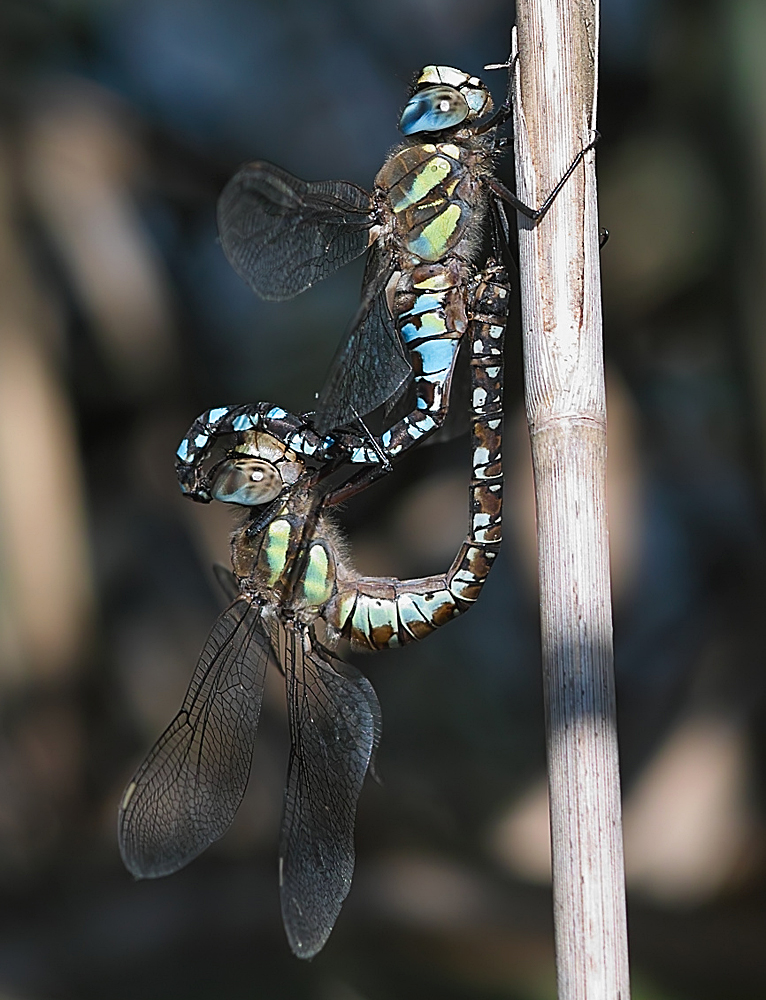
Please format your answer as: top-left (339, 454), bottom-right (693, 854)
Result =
top-left (323, 423), bottom-right (395, 505)
top-left (489, 193), bottom-right (516, 274)
top-left (475, 50), bottom-right (518, 135)
top-left (323, 462), bottom-right (388, 506)
top-left (487, 130), bottom-right (600, 222)
top-left (323, 359), bottom-right (461, 506)
top-left (349, 406), bottom-right (393, 473)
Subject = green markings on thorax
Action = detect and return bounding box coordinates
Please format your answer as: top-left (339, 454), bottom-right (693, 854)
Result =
top-left (408, 203), bottom-right (462, 260)
top-left (262, 518), bottom-right (293, 589)
top-left (257, 517), bottom-right (336, 611)
top-left (389, 155), bottom-right (452, 213)
top-left (376, 142), bottom-right (469, 262)
top-left (296, 542), bottom-right (334, 609)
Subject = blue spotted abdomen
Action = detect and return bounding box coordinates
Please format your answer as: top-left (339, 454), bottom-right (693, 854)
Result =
top-left (348, 259), bottom-right (469, 465)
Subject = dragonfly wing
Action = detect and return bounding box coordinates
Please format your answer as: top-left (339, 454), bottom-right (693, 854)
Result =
top-left (118, 596), bottom-right (274, 878)
top-left (279, 627), bottom-right (380, 958)
top-left (217, 161), bottom-right (374, 300)
top-left (313, 244), bottom-right (412, 434)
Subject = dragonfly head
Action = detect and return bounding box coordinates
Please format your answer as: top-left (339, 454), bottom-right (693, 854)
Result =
top-left (399, 65), bottom-right (492, 136)
top-left (210, 430), bottom-right (304, 506)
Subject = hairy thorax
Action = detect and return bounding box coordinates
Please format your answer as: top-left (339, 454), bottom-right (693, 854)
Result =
top-left (375, 139), bottom-right (491, 265)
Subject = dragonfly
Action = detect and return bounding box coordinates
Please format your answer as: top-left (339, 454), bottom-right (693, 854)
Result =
top-left (178, 63), bottom-right (592, 497)
top-left (118, 262), bottom-right (508, 958)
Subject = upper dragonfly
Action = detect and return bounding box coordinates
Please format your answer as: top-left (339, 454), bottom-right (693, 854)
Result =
top-left (217, 63), bottom-right (590, 464)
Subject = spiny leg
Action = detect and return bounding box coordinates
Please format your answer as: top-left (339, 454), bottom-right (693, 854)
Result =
top-left (474, 48), bottom-right (517, 135)
top-left (486, 130), bottom-right (599, 223)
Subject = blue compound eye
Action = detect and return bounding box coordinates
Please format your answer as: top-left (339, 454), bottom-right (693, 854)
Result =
top-left (399, 86), bottom-right (469, 135)
top-left (211, 458), bottom-right (283, 505)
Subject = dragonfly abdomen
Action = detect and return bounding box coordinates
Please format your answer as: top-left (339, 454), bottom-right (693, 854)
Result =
top-left (330, 261), bottom-right (507, 652)
top-left (348, 259), bottom-right (470, 465)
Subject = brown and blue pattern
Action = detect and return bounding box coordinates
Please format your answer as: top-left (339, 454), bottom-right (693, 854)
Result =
top-left (331, 262), bottom-right (506, 647)
top-left (120, 53), bottom-right (594, 962)
top-left (174, 253), bottom-right (495, 498)
top-left (118, 263), bottom-right (508, 963)
top-left (175, 402), bottom-right (337, 502)
top-left (209, 65), bottom-right (502, 472)
top-left (181, 60), bottom-right (590, 493)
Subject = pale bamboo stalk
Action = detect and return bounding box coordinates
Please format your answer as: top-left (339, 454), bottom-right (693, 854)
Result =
top-left (509, 6), bottom-right (631, 999)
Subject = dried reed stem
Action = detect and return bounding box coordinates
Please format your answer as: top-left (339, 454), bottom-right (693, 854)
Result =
top-left (510, 6), bottom-right (631, 997)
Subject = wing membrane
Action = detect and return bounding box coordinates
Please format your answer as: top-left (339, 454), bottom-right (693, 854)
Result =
top-left (118, 597), bottom-right (274, 878)
top-left (313, 243), bottom-right (412, 433)
top-left (279, 626), bottom-right (380, 958)
top-left (217, 161), bottom-right (374, 300)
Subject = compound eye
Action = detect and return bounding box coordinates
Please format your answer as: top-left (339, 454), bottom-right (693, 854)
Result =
top-left (399, 86), bottom-right (469, 135)
top-left (211, 458), bottom-right (283, 505)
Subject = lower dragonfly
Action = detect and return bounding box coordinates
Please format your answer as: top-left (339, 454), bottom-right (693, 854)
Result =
top-left (118, 262), bottom-right (507, 958)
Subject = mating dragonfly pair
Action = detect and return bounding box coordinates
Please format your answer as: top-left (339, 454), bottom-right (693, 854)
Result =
top-left (118, 61), bottom-right (592, 958)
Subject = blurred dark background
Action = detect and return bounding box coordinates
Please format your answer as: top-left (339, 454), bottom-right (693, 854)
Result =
top-left (1, 0), bottom-right (766, 997)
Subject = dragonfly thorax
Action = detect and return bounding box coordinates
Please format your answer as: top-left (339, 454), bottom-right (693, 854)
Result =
top-left (230, 501), bottom-right (341, 618)
top-left (375, 142), bottom-right (486, 263)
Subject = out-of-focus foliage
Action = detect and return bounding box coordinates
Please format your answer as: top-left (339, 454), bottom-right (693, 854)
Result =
top-left (0, 0), bottom-right (765, 998)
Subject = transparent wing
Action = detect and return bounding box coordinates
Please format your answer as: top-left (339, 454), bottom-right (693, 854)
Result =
top-left (313, 242), bottom-right (412, 434)
top-left (118, 597), bottom-right (274, 879)
top-left (279, 625), bottom-right (381, 958)
top-left (217, 161), bottom-right (374, 300)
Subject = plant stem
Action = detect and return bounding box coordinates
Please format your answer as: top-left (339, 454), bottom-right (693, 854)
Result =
top-left (510, 7), bottom-right (631, 998)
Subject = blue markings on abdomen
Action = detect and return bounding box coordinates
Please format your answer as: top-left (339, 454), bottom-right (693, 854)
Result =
top-left (412, 338), bottom-right (459, 375)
